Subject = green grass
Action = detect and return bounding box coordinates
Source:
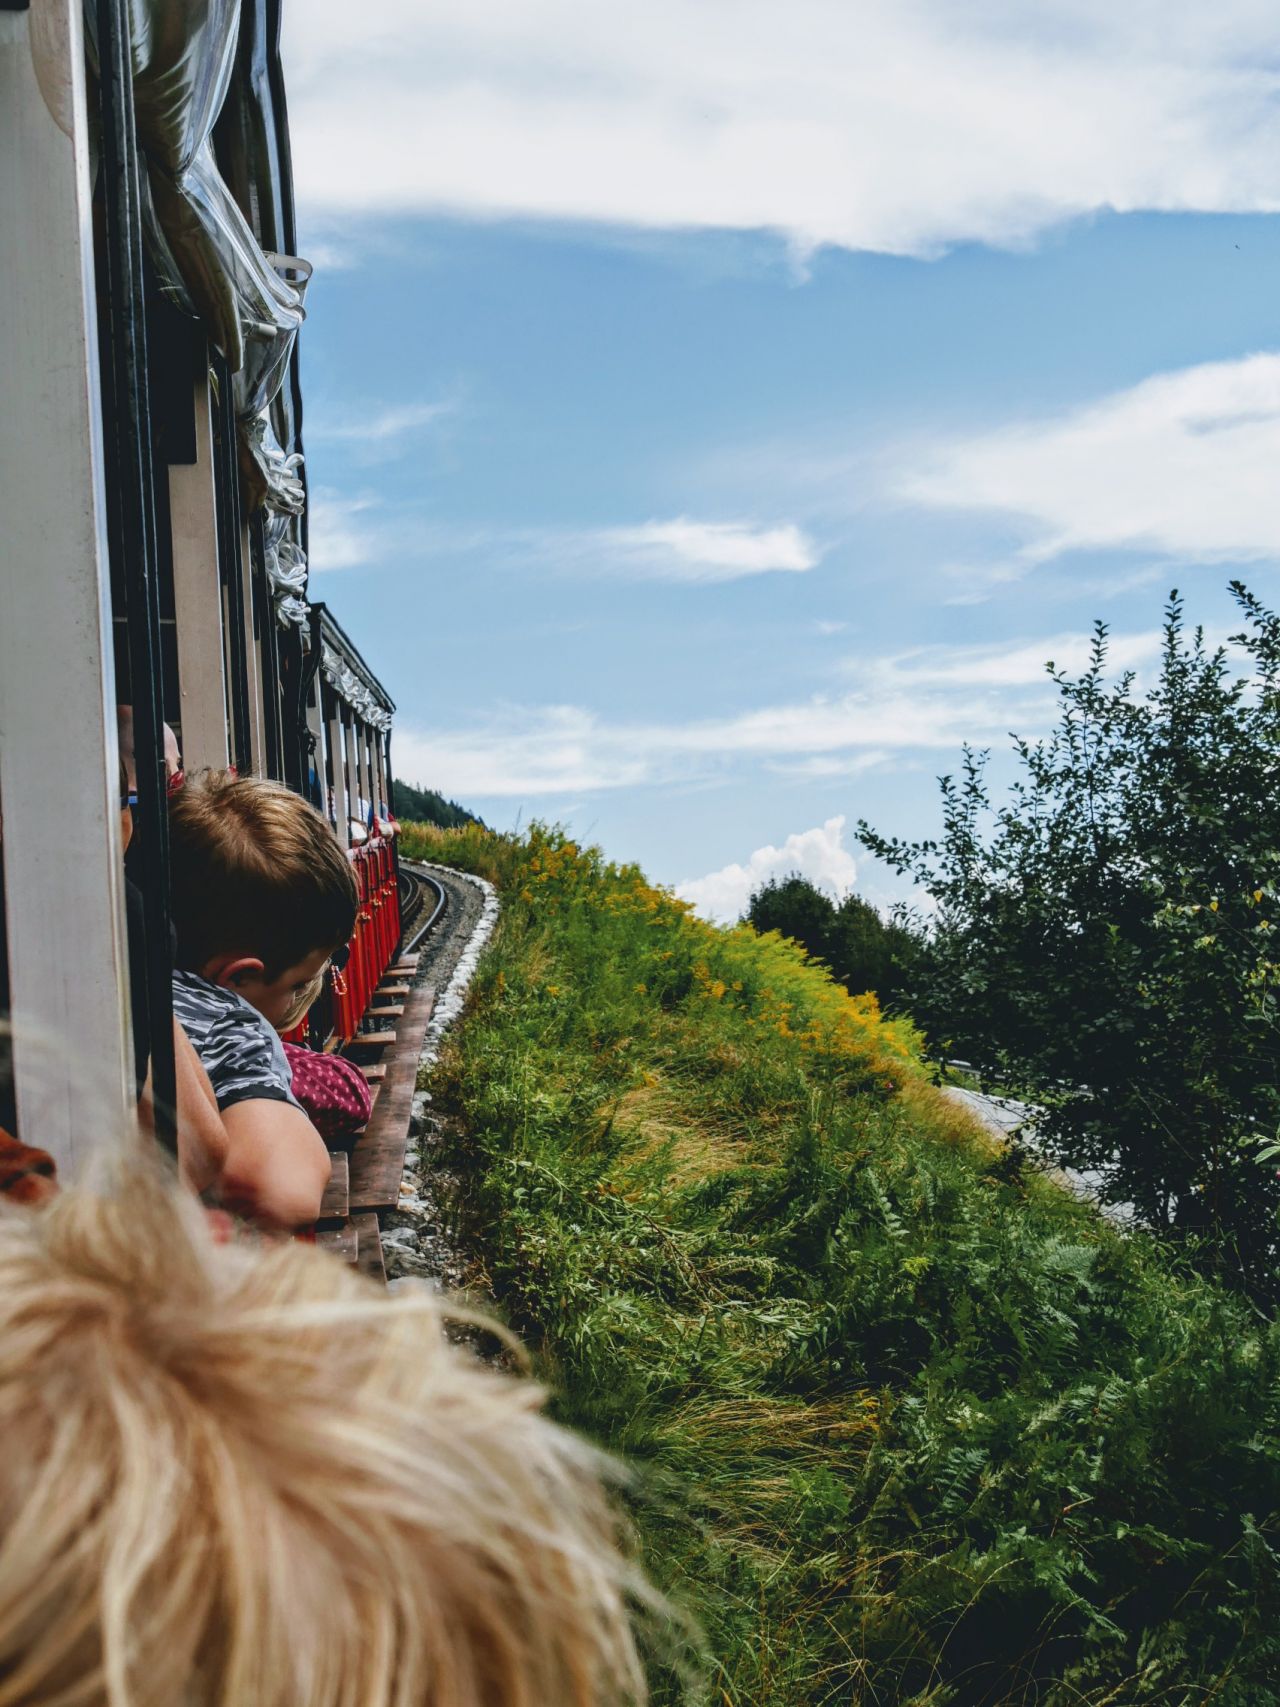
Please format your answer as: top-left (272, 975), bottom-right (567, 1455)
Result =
top-left (400, 821), bottom-right (1280, 1706)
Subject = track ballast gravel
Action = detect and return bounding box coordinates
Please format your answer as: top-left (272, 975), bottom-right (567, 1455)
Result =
top-left (380, 862), bottom-right (499, 1292)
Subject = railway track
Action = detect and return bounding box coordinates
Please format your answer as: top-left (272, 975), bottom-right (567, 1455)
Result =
top-left (396, 863), bottom-right (447, 957)
top-left (316, 859), bottom-right (470, 1278)
top-left (375, 862), bottom-right (500, 1290)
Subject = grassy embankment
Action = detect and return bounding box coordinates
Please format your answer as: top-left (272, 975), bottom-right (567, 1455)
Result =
top-left (400, 821), bottom-right (1280, 1706)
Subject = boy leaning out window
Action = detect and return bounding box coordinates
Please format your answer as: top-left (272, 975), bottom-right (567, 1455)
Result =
top-left (168, 770), bottom-right (356, 1229)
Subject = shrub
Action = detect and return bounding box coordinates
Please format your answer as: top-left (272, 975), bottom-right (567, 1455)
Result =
top-left (861, 585), bottom-right (1280, 1301)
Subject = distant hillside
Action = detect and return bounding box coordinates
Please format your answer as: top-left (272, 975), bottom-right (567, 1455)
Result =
top-left (391, 780), bottom-right (484, 830)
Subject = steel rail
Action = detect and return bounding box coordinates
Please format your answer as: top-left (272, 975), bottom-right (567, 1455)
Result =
top-left (401, 866), bottom-right (448, 957)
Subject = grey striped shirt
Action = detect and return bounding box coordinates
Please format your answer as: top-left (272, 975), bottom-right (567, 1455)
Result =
top-left (172, 972), bottom-right (301, 1113)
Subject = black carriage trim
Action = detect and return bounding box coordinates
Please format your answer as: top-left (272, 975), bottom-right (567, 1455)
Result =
top-left (82, 0), bottom-right (399, 1117)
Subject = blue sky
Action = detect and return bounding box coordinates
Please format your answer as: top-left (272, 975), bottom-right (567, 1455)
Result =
top-left (282, 3), bottom-right (1280, 918)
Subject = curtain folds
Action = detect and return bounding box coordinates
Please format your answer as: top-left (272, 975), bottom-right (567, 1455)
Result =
top-left (85, 0), bottom-right (314, 628)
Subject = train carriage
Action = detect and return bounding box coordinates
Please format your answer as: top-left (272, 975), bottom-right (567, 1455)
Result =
top-left (0, 0), bottom-right (405, 1173)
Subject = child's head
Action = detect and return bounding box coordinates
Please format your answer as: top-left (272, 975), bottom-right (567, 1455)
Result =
top-left (169, 770), bottom-right (356, 1028)
top-left (0, 1150), bottom-right (652, 1705)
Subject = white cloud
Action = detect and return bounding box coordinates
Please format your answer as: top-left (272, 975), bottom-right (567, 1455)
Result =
top-left (676, 816), bottom-right (858, 923)
top-left (310, 511), bottom-right (818, 583)
top-left (309, 401), bottom-right (452, 444)
top-left (391, 707), bottom-right (653, 798)
top-left (775, 751), bottom-right (894, 780)
top-left (581, 518), bottom-right (819, 581)
top-left (298, 236), bottom-right (360, 272)
top-left (899, 352), bottom-right (1280, 570)
top-left (858, 629), bottom-right (1163, 690)
top-left (283, 2), bottom-right (1280, 259)
top-left (386, 627), bottom-right (1134, 799)
top-left (305, 493), bottom-right (478, 573)
top-left (306, 488), bottom-right (381, 571)
top-left (387, 621), bottom-right (1175, 804)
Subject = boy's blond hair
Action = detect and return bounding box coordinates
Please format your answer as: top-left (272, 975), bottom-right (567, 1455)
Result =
top-left (0, 1150), bottom-right (653, 1705)
top-left (168, 769), bottom-right (357, 977)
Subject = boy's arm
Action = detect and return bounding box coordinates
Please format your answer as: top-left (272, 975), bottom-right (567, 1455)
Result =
top-left (137, 1024), bottom-right (231, 1196)
top-left (173, 1020), bottom-right (230, 1194)
top-left (218, 1099), bottom-right (332, 1230)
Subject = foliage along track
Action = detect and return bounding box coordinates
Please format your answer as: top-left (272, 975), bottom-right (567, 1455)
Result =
top-left (394, 820), bottom-right (1280, 1707)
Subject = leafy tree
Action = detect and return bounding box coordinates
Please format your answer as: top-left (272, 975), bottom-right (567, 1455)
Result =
top-left (828, 888), bottom-right (922, 1007)
top-left (860, 585), bottom-right (1280, 1299)
top-left (746, 874), bottom-right (838, 958)
top-left (746, 873), bottom-right (919, 1008)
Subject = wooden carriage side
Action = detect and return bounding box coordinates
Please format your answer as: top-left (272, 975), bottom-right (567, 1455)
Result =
top-left (0, 2), bottom-right (410, 1183)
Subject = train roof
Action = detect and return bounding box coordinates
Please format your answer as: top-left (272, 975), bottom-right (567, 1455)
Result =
top-left (313, 603), bottom-right (397, 726)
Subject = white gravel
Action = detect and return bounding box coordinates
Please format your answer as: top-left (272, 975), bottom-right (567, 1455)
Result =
top-left (409, 865), bottom-right (500, 1088)
top-left (384, 864), bottom-right (500, 1288)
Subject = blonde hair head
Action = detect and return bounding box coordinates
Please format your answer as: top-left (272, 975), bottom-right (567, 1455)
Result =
top-left (276, 969), bottom-right (328, 1034)
top-left (0, 1150), bottom-right (653, 1706)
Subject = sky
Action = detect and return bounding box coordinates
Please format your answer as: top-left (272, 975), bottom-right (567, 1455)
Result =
top-left (281, 1), bottom-right (1280, 921)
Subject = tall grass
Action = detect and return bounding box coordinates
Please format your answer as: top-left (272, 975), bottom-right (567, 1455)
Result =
top-left (401, 821), bottom-right (1280, 1705)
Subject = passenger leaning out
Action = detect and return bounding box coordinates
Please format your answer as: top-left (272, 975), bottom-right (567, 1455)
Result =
top-left (116, 758), bottom-right (229, 1197)
top-left (168, 770), bottom-right (356, 1229)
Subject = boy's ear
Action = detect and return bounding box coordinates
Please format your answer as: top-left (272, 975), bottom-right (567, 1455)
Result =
top-left (201, 954), bottom-right (266, 990)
